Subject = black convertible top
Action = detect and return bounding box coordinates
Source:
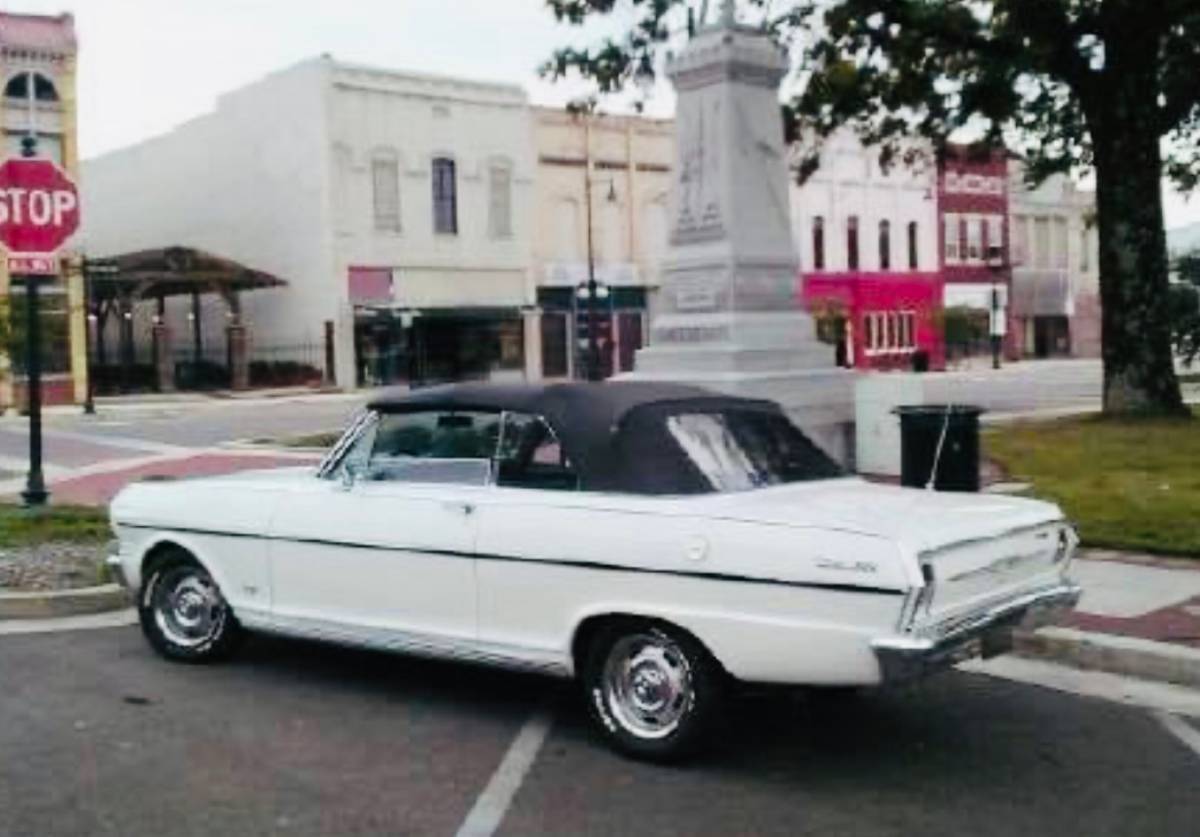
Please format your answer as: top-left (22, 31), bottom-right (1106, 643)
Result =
top-left (366, 381), bottom-right (793, 493)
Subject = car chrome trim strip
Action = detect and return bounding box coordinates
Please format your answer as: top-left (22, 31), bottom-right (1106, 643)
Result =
top-left (917, 520), bottom-right (1069, 561)
top-left (121, 523), bottom-right (908, 596)
top-left (235, 607), bottom-right (573, 677)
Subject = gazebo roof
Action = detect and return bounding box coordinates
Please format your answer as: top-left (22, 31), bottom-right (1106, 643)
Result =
top-left (88, 246), bottom-right (287, 300)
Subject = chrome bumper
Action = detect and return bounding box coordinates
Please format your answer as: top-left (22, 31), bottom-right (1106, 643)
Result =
top-left (871, 581), bottom-right (1082, 682)
top-left (105, 541), bottom-right (129, 589)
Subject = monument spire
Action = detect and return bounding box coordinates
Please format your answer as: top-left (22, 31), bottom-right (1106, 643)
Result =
top-left (719, 0), bottom-right (736, 27)
top-left (626, 0), bottom-right (854, 463)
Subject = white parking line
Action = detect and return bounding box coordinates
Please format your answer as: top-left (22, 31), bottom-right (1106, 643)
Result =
top-left (455, 704), bottom-right (554, 837)
top-left (1156, 711), bottom-right (1200, 759)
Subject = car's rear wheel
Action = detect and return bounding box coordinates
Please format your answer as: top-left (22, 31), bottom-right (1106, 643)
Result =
top-left (138, 553), bottom-right (240, 662)
top-left (582, 621), bottom-right (725, 762)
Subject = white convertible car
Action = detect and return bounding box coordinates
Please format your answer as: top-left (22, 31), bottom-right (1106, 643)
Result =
top-left (109, 382), bottom-right (1080, 760)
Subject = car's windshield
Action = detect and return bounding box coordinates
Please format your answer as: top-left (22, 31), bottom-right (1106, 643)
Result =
top-left (665, 410), bottom-right (844, 492)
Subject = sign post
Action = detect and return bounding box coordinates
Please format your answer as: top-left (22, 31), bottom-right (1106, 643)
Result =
top-left (0, 139), bottom-right (81, 506)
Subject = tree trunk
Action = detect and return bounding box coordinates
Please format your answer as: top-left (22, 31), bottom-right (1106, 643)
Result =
top-left (1091, 64), bottom-right (1187, 416)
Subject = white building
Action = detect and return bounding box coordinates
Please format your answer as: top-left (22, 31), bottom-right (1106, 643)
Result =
top-left (791, 129), bottom-right (940, 277)
top-left (1008, 166), bottom-right (1100, 358)
top-left (83, 57), bottom-right (535, 388)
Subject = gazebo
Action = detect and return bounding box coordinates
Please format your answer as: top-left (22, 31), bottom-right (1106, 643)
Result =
top-left (85, 246), bottom-right (287, 392)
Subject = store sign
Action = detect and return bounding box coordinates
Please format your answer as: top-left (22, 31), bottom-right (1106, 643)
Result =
top-left (944, 172), bottom-right (1004, 196)
top-left (544, 262), bottom-right (640, 287)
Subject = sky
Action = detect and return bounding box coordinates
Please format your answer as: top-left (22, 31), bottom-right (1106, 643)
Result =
top-left (6, 0), bottom-right (1199, 230)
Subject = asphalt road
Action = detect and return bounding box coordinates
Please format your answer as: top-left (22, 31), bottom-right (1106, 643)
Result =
top-left (2, 626), bottom-right (1198, 837)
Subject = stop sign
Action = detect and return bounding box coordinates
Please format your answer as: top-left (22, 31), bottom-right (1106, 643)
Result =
top-left (0, 157), bottom-right (80, 254)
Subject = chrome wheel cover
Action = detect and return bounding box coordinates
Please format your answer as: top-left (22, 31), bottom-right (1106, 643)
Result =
top-left (150, 567), bottom-right (227, 649)
top-left (601, 631), bottom-right (694, 740)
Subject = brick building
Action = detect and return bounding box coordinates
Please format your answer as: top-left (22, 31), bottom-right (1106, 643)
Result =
top-left (937, 144), bottom-right (1019, 361)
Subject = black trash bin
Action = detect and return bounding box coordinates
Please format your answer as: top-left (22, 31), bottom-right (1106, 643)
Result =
top-left (893, 405), bottom-right (984, 492)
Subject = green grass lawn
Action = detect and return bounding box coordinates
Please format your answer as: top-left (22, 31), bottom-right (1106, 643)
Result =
top-left (984, 409), bottom-right (1200, 557)
top-left (0, 504), bottom-right (111, 548)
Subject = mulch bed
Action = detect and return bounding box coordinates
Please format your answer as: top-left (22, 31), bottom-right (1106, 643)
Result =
top-left (0, 542), bottom-right (108, 592)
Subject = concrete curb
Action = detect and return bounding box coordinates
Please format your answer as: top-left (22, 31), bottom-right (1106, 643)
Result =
top-left (1015, 627), bottom-right (1200, 690)
top-left (0, 584), bottom-right (132, 621)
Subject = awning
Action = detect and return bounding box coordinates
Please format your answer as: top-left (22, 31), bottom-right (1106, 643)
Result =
top-left (87, 246), bottom-right (286, 302)
top-left (1011, 270), bottom-right (1074, 317)
top-left (944, 283), bottom-right (1009, 311)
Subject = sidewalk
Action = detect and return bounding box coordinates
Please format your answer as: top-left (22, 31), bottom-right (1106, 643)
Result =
top-left (0, 448), bottom-right (322, 505)
top-left (1017, 550), bottom-right (1200, 688)
top-left (0, 385), bottom-right (360, 421)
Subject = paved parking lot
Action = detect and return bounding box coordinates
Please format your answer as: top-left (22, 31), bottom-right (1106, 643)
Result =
top-left (2, 626), bottom-right (1198, 837)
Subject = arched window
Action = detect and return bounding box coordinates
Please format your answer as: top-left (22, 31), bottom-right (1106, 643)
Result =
top-left (371, 149), bottom-right (401, 232)
top-left (908, 221), bottom-right (919, 270)
top-left (488, 159), bottom-right (513, 239)
top-left (812, 216), bottom-right (825, 270)
top-left (432, 157), bottom-right (458, 235)
top-left (847, 216), bottom-right (860, 271)
top-left (879, 220), bottom-right (891, 271)
top-left (5, 72), bottom-right (59, 103)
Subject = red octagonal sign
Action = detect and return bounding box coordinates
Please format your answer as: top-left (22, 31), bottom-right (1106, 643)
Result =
top-left (0, 157), bottom-right (80, 255)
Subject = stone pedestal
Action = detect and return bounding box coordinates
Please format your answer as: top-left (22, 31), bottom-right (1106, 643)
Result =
top-left (227, 324), bottom-right (249, 391)
top-left (152, 323), bottom-right (175, 392)
top-left (624, 7), bottom-right (854, 461)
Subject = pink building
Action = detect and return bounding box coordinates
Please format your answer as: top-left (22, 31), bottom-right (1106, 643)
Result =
top-left (801, 272), bottom-right (945, 371)
top-left (792, 129), bottom-right (944, 371)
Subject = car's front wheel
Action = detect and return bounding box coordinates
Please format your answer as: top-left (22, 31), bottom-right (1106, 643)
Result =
top-left (138, 553), bottom-right (241, 663)
top-left (582, 621), bottom-right (725, 762)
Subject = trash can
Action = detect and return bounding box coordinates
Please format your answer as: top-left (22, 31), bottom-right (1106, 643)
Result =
top-left (893, 405), bottom-right (984, 492)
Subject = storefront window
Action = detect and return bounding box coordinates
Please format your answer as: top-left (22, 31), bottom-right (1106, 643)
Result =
top-left (862, 310), bottom-right (917, 356)
top-left (488, 161), bottom-right (513, 239)
top-left (372, 152), bottom-right (401, 232)
top-left (432, 157), bottom-right (458, 235)
top-left (944, 214), bottom-right (960, 263)
top-left (966, 215), bottom-right (983, 262)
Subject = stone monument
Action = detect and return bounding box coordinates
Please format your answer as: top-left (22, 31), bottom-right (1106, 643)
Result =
top-left (626, 1), bottom-right (855, 460)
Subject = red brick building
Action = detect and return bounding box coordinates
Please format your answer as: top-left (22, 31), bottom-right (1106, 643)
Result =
top-left (937, 145), bottom-right (1020, 361)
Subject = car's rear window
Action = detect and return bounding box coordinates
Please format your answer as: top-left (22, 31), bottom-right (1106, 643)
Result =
top-left (664, 410), bottom-right (844, 492)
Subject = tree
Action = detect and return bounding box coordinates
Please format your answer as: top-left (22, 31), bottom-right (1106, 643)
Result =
top-left (543, 0), bottom-right (1199, 416)
top-left (1171, 249), bottom-right (1200, 366)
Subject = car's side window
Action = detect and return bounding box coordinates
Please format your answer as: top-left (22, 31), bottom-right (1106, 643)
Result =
top-left (495, 412), bottom-right (579, 491)
top-left (362, 410), bottom-right (500, 486)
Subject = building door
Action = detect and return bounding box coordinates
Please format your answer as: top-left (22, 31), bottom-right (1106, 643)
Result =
top-left (541, 313), bottom-right (569, 378)
top-left (617, 311), bottom-right (644, 373)
top-left (1033, 316), bottom-right (1071, 358)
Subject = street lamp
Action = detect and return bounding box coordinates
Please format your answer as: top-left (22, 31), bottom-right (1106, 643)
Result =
top-left (581, 121), bottom-right (618, 382)
top-left (988, 254), bottom-right (1008, 371)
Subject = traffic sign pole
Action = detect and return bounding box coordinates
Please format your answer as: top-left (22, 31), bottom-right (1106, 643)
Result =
top-left (0, 141), bottom-right (81, 506)
top-left (19, 271), bottom-right (48, 506)
top-left (14, 136), bottom-right (49, 505)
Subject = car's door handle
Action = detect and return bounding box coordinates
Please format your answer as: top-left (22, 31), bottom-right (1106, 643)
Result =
top-left (444, 501), bottom-right (476, 516)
